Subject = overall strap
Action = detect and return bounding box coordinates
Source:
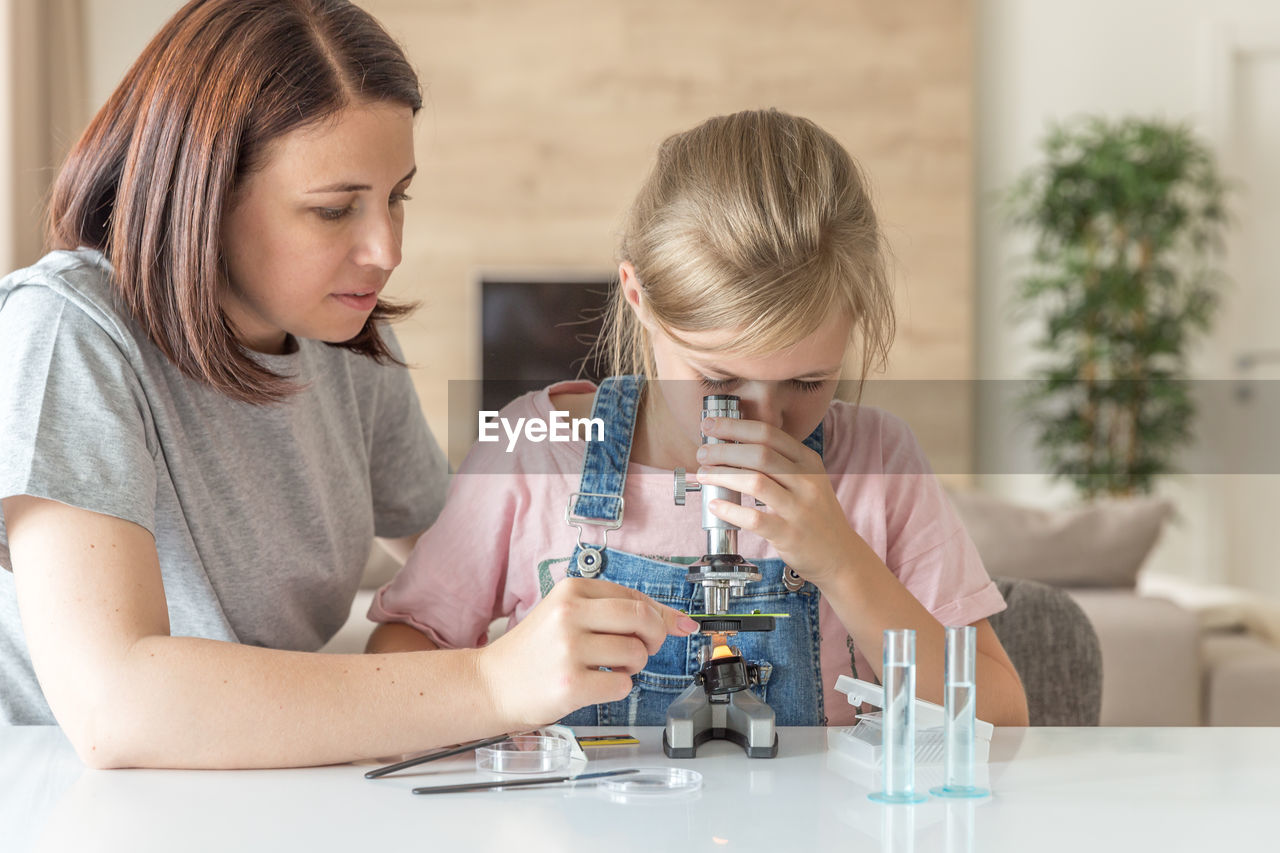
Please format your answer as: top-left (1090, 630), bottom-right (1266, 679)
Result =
top-left (569, 375), bottom-right (644, 523)
top-left (803, 422), bottom-right (824, 457)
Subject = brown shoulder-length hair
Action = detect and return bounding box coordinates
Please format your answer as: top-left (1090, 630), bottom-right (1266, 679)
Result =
top-left (46, 0), bottom-right (422, 404)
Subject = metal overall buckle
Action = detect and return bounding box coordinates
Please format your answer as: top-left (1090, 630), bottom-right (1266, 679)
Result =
top-left (564, 492), bottom-right (625, 578)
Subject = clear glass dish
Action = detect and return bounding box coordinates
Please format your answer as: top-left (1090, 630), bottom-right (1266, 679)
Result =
top-left (600, 767), bottom-right (702, 797)
top-left (475, 735), bottom-right (571, 774)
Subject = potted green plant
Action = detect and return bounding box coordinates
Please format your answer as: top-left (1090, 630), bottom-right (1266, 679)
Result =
top-left (1007, 116), bottom-right (1230, 498)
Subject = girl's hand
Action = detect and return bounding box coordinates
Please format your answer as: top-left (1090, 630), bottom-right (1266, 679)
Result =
top-left (475, 578), bottom-right (699, 730)
top-left (694, 416), bottom-right (869, 587)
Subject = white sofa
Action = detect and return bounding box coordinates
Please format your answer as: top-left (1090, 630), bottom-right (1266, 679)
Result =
top-left (949, 489), bottom-right (1280, 726)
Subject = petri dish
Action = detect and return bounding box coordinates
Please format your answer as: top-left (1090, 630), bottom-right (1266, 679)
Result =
top-left (475, 735), bottom-right (571, 774)
top-left (600, 767), bottom-right (702, 797)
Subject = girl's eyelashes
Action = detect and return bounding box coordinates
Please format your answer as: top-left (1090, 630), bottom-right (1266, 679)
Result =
top-left (696, 376), bottom-right (829, 393)
top-left (698, 376), bottom-right (738, 392)
top-left (390, 191), bottom-right (412, 205)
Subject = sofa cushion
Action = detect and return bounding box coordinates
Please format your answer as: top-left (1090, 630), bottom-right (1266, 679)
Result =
top-left (948, 490), bottom-right (1171, 588)
top-left (1202, 631), bottom-right (1280, 726)
top-left (1068, 588), bottom-right (1201, 725)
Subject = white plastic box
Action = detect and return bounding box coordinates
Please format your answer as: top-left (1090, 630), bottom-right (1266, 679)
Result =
top-left (827, 675), bottom-right (993, 768)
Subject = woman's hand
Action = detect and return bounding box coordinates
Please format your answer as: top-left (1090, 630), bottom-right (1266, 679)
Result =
top-left (475, 578), bottom-right (699, 730)
top-left (693, 416), bottom-right (871, 587)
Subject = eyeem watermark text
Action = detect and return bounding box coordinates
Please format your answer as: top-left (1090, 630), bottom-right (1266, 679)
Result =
top-left (478, 410), bottom-right (605, 452)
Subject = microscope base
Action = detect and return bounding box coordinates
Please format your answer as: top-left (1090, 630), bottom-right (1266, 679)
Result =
top-left (663, 683), bottom-right (779, 759)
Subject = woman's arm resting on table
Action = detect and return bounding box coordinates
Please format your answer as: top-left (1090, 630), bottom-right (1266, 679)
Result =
top-left (5, 495), bottom-right (499, 769)
top-left (369, 576), bottom-right (704, 730)
top-left (4, 496), bottom-right (694, 769)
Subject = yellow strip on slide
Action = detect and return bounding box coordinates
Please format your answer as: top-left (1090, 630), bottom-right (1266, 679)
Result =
top-left (576, 734), bottom-right (640, 748)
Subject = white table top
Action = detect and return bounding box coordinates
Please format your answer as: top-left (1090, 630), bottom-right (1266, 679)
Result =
top-left (4, 725), bottom-right (1278, 852)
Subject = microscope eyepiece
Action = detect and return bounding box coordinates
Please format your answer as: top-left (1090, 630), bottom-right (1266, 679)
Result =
top-left (673, 394), bottom-right (762, 615)
top-left (701, 396), bottom-right (740, 420)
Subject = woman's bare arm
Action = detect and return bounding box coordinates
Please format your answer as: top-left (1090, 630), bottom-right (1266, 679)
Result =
top-left (4, 495), bottom-right (693, 769)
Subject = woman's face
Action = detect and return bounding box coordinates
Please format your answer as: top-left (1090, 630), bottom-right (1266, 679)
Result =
top-left (220, 101), bottom-right (416, 354)
top-left (621, 264), bottom-right (851, 450)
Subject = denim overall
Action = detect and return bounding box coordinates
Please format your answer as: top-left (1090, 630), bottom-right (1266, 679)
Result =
top-left (558, 375), bottom-right (826, 728)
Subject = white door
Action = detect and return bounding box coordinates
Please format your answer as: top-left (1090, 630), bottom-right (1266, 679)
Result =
top-left (1202, 23), bottom-right (1280, 594)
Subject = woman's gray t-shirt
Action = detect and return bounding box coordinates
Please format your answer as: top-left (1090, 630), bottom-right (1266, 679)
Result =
top-left (0, 249), bottom-right (449, 724)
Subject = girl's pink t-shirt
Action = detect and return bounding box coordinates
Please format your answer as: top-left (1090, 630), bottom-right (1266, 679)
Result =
top-left (370, 381), bottom-right (1005, 725)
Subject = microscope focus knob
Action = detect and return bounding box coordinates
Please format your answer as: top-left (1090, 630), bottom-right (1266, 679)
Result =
top-left (783, 566), bottom-right (805, 592)
top-left (674, 467), bottom-right (701, 506)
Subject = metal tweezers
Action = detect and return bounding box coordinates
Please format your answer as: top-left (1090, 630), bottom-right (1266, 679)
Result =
top-left (363, 734), bottom-right (512, 779)
top-left (411, 768), bottom-right (639, 795)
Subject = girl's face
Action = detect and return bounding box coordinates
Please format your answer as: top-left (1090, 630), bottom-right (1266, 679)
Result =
top-left (220, 101), bottom-right (416, 354)
top-left (621, 263), bottom-right (851, 451)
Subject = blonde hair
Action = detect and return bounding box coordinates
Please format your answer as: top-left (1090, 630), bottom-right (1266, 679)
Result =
top-left (596, 108), bottom-right (894, 391)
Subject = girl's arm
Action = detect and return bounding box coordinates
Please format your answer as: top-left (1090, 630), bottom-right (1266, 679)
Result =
top-left (817, 552), bottom-right (1028, 726)
top-left (693, 417), bottom-right (1030, 727)
top-left (366, 621), bottom-right (439, 653)
top-left (5, 495), bottom-right (692, 769)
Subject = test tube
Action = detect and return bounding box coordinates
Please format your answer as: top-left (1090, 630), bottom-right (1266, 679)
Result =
top-left (869, 629), bottom-right (927, 804)
top-left (931, 625), bottom-right (990, 799)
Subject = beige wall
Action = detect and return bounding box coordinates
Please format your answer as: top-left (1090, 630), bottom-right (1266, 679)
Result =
top-left (2, 0), bottom-right (86, 272)
top-left (0, 1), bottom-right (13, 273)
top-left (365, 0), bottom-right (976, 472)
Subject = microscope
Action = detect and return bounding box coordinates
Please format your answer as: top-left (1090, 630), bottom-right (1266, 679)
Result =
top-left (663, 394), bottom-right (780, 759)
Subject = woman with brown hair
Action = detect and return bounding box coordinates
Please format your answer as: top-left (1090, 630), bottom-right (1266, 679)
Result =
top-left (0, 0), bottom-right (692, 768)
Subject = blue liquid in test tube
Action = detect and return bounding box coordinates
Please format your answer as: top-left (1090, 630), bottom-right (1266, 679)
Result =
top-left (931, 625), bottom-right (990, 799)
top-left (869, 629), bottom-right (927, 804)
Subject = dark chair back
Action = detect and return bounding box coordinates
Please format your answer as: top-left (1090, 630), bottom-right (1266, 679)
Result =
top-left (988, 577), bottom-right (1103, 725)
